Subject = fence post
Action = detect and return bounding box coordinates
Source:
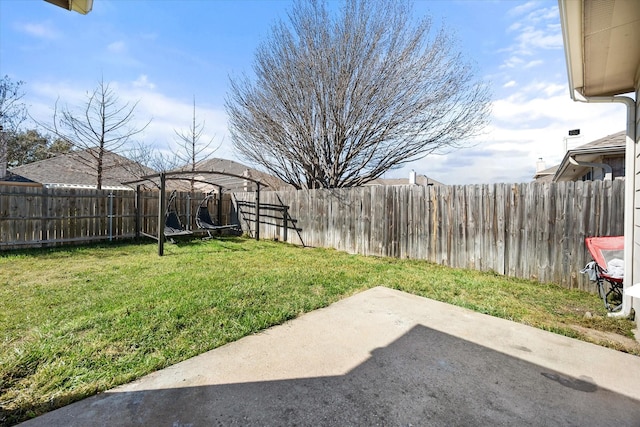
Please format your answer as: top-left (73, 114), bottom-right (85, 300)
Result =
top-left (158, 173), bottom-right (166, 256)
top-left (40, 186), bottom-right (48, 245)
top-left (135, 185), bottom-right (142, 238)
top-left (255, 184), bottom-right (260, 241)
top-left (186, 193), bottom-right (191, 230)
top-left (217, 186), bottom-right (223, 228)
top-left (283, 205), bottom-right (288, 242)
top-left (108, 192), bottom-right (114, 241)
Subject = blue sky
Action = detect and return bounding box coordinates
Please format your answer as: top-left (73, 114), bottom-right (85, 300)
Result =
top-left (0, 0), bottom-right (628, 184)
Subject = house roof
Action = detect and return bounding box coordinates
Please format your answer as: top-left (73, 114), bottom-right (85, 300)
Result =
top-left (559, 0), bottom-right (640, 98)
top-left (7, 149), bottom-right (155, 190)
top-left (552, 131), bottom-right (626, 182)
top-left (533, 165), bottom-right (559, 182)
top-left (195, 158), bottom-right (292, 191)
top-left (367, 174), bottom-right (445, 187)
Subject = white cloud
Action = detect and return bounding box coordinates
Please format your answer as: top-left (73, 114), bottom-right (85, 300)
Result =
top-left (397, 76), bottom-right (628, 185)
top-left (115, 83), bottom-right (232, 160)
top-left (107, 41), bottom-right (127, 54)
top-left (507, 1), bottom-right (539, 18)
top-left (25, 79), bottom-right (234, 163)
top-left (16, 21), bottom-right (59, 39)
top-left (503, 80), bottom-right (517, 88)
top-left (501, 2), bottom-right (563, 75)
top-left (523, 59), bottom-right (543, 69)
top-left (133, 75), bottom-right (156, 90)
top-left (500, 56), bottom-right (524, 69)
top-left (514, 26), bottom-right (563, 53)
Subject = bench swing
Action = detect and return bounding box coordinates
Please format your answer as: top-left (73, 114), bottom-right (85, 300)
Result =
top-left (195, 191), bottom-right (240, 239)
top-left (164, 190), bottom-right (193, 242)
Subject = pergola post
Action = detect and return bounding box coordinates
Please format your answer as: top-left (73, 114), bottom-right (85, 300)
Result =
top-left (135, 184), bottom-right (142, 239)
top-left (157, 173), bottom-right (166, 256)
top-left (255, 183), bottom-right (260, 241)
top-left (217, 185), bottom-right (223, 227)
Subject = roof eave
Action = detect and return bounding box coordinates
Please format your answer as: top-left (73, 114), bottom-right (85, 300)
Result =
top-left (44, 0), bottom-right (93, 15)
top-left (558, 0), bottom-right (584, 101)
top-left (553, 147), bottom-right (625, 182)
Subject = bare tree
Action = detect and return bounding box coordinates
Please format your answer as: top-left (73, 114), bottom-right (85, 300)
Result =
top-left (0, 76), bottom-right (28, 178)
top-left (123, 142), bottom-right (180, 188)
top-left (226, 0), bottom-right (491, 189)
top-left (173, 97), bottom-right (219, 191)
top-left (49, 77), bottom-right (151, 189)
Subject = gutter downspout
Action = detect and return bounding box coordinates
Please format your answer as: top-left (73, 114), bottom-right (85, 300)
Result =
top-left (568, 156), bottom-right (613, 180)
top-left (573, 92), bottom-right (636, 318)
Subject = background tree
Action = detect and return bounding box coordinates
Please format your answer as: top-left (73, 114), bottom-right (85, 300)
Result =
top-left (7, 129), bottom-right (72, 167)
top-left (0, 75), bottom-right (28, 178)
top-left (173, 97), bottom-right (219, 192)
top-left (49, 77), bottom-right (150, 189)
top-left (226, 0), bottom-right (491, 189)
top-left (124, 142), bottom-right (180, 188)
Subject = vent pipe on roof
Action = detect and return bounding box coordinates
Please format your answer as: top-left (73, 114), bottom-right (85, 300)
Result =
top-left (409, 170), bottom-right (416, 185)
top-left (563, 129), bottom-right (583, 152)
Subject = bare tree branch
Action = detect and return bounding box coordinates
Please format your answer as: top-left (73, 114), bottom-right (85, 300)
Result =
top-left (172, 96), bottom-right (220, 191)
top-left (226, 0), bottom-right (491, 189)
top-left (123, 142), bottom-right (180, 189)
top-left (0, 76), bottom-right (28, 178)
top-left (43, 77), bottom-right (151, 189)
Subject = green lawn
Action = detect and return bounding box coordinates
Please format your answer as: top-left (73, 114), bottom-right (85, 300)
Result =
top-left (0, 237), bottom-right (637, 425)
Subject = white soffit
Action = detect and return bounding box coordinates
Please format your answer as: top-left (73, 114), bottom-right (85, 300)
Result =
top-left (582, 0), bottom-right (640, 96)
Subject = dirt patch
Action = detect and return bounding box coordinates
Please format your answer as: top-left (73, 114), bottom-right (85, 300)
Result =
top-left (569, 325), bottom-right (640, 355)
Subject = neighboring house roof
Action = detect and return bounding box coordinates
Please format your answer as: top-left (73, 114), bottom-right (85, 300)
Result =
top-left (367, 174), bottom-right (445, 187)
top-left (552, 131), bottom-right (626, 182)
top-left (6, 149), bottom-right (155, 190)
top-left (169, 158), bottom-right (293, 192)
top-left (533, 165), bottom-right (559, 183)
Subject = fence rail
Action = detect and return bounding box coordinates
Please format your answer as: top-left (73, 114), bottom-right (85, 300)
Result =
top-left (234, 180), bottom-right (625, 291)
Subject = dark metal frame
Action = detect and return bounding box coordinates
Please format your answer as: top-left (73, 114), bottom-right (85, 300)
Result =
top-left (124, 170), bottom-right (264, 256)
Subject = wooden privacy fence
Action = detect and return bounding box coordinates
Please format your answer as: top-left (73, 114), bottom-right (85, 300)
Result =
top-left (0, 185), bottom-right (236, 249)
top-left (1, 181), bottom-right (626, 290)
top-left (0, 185), bottom-right (137, 249)
top-left (234, 180), bottom-right (625, 291)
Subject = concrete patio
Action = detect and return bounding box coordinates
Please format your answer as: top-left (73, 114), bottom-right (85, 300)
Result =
top-left (20, 286), bottom-right (640, 426)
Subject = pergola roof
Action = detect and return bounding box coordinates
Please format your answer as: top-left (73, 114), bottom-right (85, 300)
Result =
top-left (124, 169), bottom-right (267, 193)
top-left (559, 0), bottom-right (640, 98)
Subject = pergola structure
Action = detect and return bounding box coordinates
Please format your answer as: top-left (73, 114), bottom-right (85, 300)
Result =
top-left (125, 170), bottom-right (266, 256)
